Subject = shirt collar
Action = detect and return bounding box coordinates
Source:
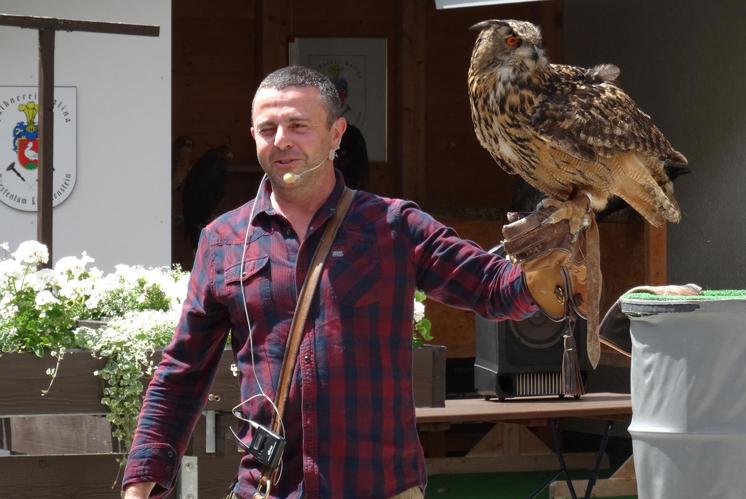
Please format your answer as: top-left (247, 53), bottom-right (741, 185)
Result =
top-left (250, 169), bottom-right (347, 228)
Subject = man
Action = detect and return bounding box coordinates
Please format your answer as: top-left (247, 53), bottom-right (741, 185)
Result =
top-left (123, 66), bottom-right (582, 499)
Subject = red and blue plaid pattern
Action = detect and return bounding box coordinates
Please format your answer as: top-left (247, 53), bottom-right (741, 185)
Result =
top-left (123, 172), bottom-right (536, 498)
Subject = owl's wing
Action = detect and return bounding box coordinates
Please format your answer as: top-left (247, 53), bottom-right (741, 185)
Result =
top-left (531, 64), bottom-right (686, 165)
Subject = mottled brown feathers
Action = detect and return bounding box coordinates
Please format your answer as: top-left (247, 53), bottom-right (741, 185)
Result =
top-left (468, 19), bottom-right (686, 226)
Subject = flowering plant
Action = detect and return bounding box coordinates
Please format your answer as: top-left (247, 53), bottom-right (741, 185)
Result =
top-left (412, 289), bottom-right (433, 347)
top-left (0, 240), bottom-right (188, 449)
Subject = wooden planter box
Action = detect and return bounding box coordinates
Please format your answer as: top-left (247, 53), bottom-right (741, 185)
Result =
top-left (0, 349), bottom-right (240, 418)
top-left (0, 344), bottom-right (448, 496)
top-left (0, 349), bottom-right (243, 498)
top-left (412, 344), bottom-right (447, 408)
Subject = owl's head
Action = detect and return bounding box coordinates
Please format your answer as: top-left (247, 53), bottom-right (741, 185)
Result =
top-left (469, 19), bottom-right (547, 80)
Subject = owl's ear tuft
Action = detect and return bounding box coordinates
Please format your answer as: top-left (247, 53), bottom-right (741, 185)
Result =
top-left (469, 19), bottom-right (509, 32)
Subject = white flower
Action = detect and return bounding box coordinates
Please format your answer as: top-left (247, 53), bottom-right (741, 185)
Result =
top-left (0, 294), bottom-right (18, 320)
top-left (35, 290), bottom-right (59, 308)
top-left (54, 251), bottom-right (95, 278)
top-left (59, 277), bottom-right (95, 301)
top-left (12, 240), bottom-right (49, 266)
top-left (414, 300), bottom-right (425, 323)
top-left (0, 258), bottom-right (24, 285)
top-left (26, 268), bottom-right (57, 292)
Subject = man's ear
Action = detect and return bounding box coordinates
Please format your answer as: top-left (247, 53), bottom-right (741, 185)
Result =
top-left (250, 126), bottom-right (256, 139)
top-left (332, 117), bottom-right (347, 148)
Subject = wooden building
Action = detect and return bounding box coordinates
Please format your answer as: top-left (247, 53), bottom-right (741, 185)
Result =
top-left (170, 0), bottom-right (660, 362)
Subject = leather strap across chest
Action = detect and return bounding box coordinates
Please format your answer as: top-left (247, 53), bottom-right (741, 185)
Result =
top-left (253, 186), bottom-right (356, 499)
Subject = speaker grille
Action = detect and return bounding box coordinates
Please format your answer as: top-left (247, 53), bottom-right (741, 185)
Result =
top-left (514, 371), bottom-right (562, 396)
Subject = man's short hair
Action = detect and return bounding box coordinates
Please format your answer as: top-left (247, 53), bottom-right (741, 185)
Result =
top-left (253, 65), bottom-right (342, 127)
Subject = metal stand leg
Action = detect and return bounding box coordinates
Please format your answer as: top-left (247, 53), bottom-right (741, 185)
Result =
top-left (528, 418), bottom-right (577, 499)
top-left (582, 421), bottom-right (614, 499)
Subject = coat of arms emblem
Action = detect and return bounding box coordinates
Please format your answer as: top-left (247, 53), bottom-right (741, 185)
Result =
top-left (0, 86), bottom-right (77, 211)
top-left (13, 102), bottom-right (40, 170)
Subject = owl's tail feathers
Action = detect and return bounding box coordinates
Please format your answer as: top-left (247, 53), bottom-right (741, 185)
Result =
top-left (665, 149), bottom-right (688, 166)
top-left (613, 153), bottom-right (682, 226)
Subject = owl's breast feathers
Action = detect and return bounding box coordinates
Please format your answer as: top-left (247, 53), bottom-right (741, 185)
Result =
top-left (468, 71), bottom-right (542, 178)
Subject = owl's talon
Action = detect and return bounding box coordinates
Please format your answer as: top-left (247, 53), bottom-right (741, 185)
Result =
top-left (538, 196), bottom-right (593, 236)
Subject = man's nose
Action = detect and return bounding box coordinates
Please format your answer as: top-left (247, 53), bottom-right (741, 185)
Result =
top-left (274, 126), bottom-right (292, 149)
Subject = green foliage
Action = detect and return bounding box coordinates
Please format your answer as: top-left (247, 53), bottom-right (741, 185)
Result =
top-left (75, 311), bottom-right (176, 447)
top-left (0, 240), bottom-right (188, 450)
top-left (412, 289), bottom-right (434, 347)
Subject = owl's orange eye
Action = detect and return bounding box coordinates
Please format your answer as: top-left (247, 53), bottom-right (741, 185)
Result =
top-left (505, 36), bottom-right (521, 48)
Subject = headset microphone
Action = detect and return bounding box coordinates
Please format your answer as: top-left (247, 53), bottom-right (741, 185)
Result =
top-left (282, 148), bottom-right (336, 185)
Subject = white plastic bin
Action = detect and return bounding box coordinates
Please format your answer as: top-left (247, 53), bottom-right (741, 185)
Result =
top-left (622, 297), bottom-right (746, 499)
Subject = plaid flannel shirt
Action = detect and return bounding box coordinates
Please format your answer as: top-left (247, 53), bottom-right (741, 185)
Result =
top-left (123, 171), bottom-right (536, 498)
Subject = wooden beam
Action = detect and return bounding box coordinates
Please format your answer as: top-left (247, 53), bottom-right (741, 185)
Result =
top-left (37, 29), bottom-right (55, 266)
top-left (0, 13), bottom-right (159, 37)
top-left (259, 0), bottom-right (291, 76)
top-left (426, 451), bottom-right (604, 475)
top-left (550, 475), bottom-right (637, 499)
top-left (0, 453), bottom-right (126, 497)
top-left (644, 223), bottom-right (667, 285)
top-left (0, 350), bottom-right (241, 417)
top-left (1, 14), bottom-right (160, 263)
top-left (399, 0), bottom-right (427, 203)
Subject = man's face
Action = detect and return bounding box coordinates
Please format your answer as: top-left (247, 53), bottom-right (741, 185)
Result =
top-left (251, 86), bottom-right (345, 187)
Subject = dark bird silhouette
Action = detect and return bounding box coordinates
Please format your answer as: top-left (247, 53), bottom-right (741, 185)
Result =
top-left (171, 136), bottom-right (193, 231)
top-left (172, 136), bottom-right (193, 193)
top-left (182, 145), bottom-right (233, 248)
top-left (334, 123), bottom-right (369, 190)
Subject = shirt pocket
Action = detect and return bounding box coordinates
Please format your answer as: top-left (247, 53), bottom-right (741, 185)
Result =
top-left (223, 255), bottom-right (271, 320)
top-left (224, 255), bottom-right (269, 285)
top-left (327, 231), bottom-right (381, 307)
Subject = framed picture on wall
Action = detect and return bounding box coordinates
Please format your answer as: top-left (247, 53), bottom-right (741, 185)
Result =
top-left (289, 37), bottom-right (387, 162)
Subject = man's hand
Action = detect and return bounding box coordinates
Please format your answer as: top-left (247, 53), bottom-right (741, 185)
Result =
top-left (123, 482), bottom-right (155, 499)
top-left (502, 206), bottom-right (588, 321)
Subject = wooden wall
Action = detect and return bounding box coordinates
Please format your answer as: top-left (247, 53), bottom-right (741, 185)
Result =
top-left (170, 0), bottom-right (660, 359)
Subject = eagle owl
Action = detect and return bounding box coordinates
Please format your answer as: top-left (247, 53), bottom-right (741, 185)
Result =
top-left (468, 19), bottom-right (687, 228)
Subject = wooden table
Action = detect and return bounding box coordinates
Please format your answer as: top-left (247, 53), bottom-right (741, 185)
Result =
top-left (415, 393), bottom-right (635, 499)
top-left (416, 392), bottom-right (632, 423)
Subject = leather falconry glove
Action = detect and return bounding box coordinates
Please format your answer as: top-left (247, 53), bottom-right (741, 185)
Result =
top-left (501, 206), bottom-right (590, 323)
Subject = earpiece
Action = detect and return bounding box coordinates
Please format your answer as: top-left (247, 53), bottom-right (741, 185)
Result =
top-left (328, 148), bottom-right (337, 160)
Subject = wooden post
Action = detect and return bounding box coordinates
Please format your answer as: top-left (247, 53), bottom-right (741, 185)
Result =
top-left (0, 14), bottom-right (159, 263)
top-left (644, 224), bottom-right (667, 285)
top-left (37, 29), bottom-right (55, 266)
top-left (259, 0), bottom-right (291, 76)
top-left (399, 0), bottom-right (427, 204)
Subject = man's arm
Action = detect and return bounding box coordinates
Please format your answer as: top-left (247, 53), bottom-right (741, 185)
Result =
top-left (122, 229), bottom-right (231, 497)
top-left (123, 482), bottom-right (155, 499)
top-left (398, 201), bottom-right (536, 321)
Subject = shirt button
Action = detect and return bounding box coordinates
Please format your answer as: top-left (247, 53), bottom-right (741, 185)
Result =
top-left (303, 354), bottom-right (311, 363)
top-left (304, 402), bottom-right (312, 410)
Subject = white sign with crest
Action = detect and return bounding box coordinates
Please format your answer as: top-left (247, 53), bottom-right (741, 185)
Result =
top-left (0, 86), bottom-right (77, 211)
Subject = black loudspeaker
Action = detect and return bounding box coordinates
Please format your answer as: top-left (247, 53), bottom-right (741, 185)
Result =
top-left (474, 311), bottom-right (591, 400)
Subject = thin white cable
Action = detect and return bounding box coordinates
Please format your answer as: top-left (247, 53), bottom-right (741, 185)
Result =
top-left (233, 173), bottom-right (286, 483)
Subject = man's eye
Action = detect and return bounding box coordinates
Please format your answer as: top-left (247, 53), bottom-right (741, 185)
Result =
top-left (259, 128), bottom-right (275, 136)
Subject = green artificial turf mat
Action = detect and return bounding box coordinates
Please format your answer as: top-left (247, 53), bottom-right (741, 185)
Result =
top-left (624, 289), bottom-right (746, 301)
